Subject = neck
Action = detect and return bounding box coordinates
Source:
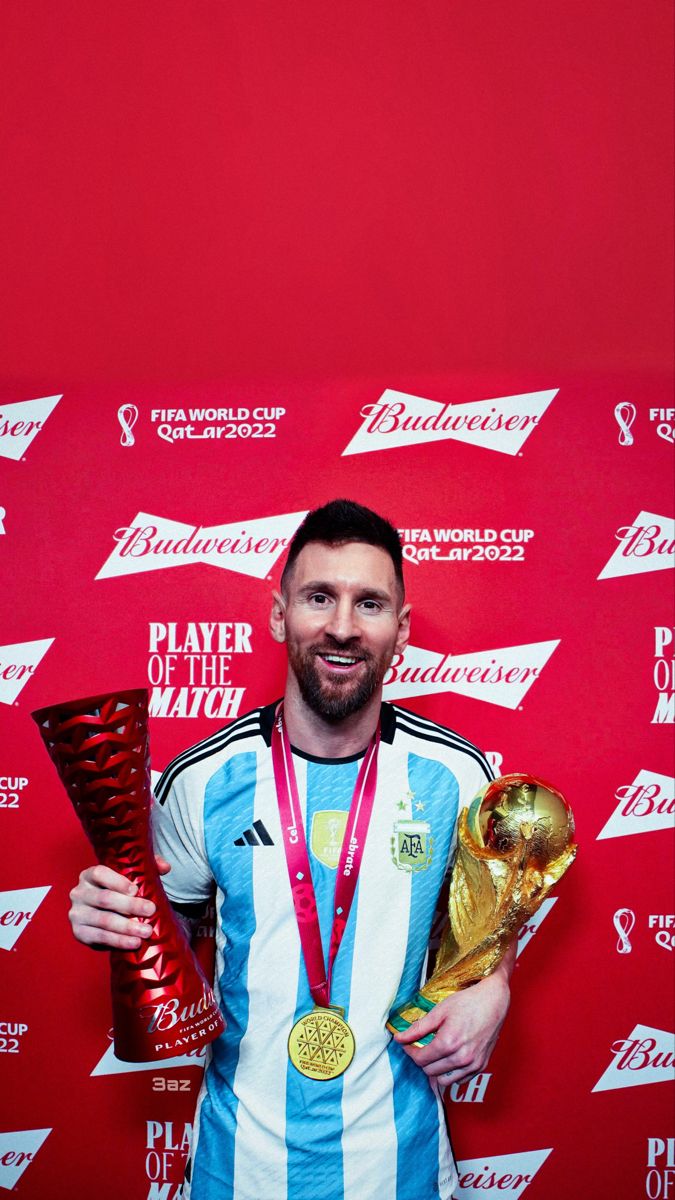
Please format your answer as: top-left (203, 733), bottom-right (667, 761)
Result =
top-left (282, 675), bottom-right (381, 758)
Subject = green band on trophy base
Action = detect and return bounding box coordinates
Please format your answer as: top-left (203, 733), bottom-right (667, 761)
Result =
top-left (386, 992), bottom-right (436, 1045)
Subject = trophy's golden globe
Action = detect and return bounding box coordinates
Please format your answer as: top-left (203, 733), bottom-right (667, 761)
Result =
top-left (387, 773), bottom-right (576, 1041)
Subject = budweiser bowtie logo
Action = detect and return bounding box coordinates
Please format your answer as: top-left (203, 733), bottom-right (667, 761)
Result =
top-left (516, 897), bottom-right (558, 957)
top-left (597, 511), bottom-right (674, 579)
top-left (342, 388), bottom-right (557, 458)
top-left (0, 395), bottom-right (62, 461)
top-left (0, 638), bottom-right (54, 706)
top-left (96, 510), bottom-right (307, 581)
top-left (91, 1038), bottom-right (205, 1077)
top-left (0, 1129), bottom-right (52, 1190)
top-left (0, 887), bottom-right (51, 951)
top-left (597, 769), bottom-right (675, 840)
top-left (593, 1024), bottom-right (675, 1092)
top-left (383, 639), bottom-right (559, 709)
top-left (454, 1148), bottom-right (552, 1197)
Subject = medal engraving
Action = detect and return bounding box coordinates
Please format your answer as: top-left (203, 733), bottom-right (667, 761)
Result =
top-left (288, 1007), bottom-right (355, 1080)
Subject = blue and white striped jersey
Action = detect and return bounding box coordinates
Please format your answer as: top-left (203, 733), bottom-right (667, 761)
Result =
top-left (153, 701), bottom-right (492, 1200)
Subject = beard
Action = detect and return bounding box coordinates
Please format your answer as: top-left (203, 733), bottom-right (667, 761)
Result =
top-left (287, 641), bottom-right (390, 723)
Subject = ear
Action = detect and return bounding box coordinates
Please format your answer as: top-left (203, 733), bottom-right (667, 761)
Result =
top-left (395, 603), bottom-right (411, 655)
top-left (269, 590), bottom-right (287, 644)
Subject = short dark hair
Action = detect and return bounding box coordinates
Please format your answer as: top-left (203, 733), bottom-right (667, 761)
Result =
top-left (281, 499), bottom-right (404, 600)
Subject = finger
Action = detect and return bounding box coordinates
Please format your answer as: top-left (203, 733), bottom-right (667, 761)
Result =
top-left (155, 855), bottom-right (172, 875)
top-left (71, 906), bottom-right (154, 942)
top-left (436, 1064), bottom-right (480, 1088)
top-left (399, 1040), bottom-right (472, 1075)
top-left (422, 1053), bottom-right (475, 1078)
top-left (409, 1052), bottom-right (464, 1075)
top-left (75, 922), bottom-right (146, 952)
top-left (399, 1028), bottom-right (463, 1067)
top-left (72, 882), bottom-right (156, 920)
top-left (83, 864), bottom-right (139, 894)
top-left (393, 1011), bottom-right (440, 1046)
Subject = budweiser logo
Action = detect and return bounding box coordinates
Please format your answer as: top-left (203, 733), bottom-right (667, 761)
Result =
top-left (0, 638), bottom-right (54, 706)
top-left (382, 639), bottom-right (559, 709)
top-left (454, 1148), bottom-right (552, 1197)
top-left (96, 509), bottom-right (306, 581)
top-left (342, 388), bottom-right (557, 458)
top-left (597, 511), bottom-right (674, 579)
top-left (516, 897), bottom-right (558, 957)
top-left (597, 770), bottom-right (675, 840)
top-left (0, 886), bottom-right (51, 951)
top-left (0, 395), bottom-right (62, 461)
top-left (143, 987), bottom-right (216, 1034)
top-left (593, 1024), bottom-right (675, 1092)
top-left (0, 1129), bottom-right (51, 1190)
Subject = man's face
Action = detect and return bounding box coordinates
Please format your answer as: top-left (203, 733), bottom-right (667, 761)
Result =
top-left (272, 541), bottom-right (410, 722)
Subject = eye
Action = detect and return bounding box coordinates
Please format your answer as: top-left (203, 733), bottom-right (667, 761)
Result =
top-left (308, 592), bottom-right (332, 607)
top-left (358, 599), bottom-right (382, 613)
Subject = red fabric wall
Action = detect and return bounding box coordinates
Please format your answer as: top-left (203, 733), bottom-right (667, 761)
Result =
top-left (1, 3), bottom-right (673, 1198)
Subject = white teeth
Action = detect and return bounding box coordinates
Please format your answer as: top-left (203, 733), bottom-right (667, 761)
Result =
top-left (323, 655), bottom-right (359, 665)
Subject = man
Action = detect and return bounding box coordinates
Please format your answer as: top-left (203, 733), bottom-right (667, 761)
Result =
top-left (69, 499), bottom-right (514, 1200)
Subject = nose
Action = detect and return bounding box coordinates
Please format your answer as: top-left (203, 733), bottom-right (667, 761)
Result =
top-left (323, 598), bottom-right (359, 643)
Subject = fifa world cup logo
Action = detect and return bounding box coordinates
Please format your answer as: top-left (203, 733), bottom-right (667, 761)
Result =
top-left (614, 402), bottom-right (637, 446)
top-left (613, 907), bottom-right (635, 954)
top-left (117, 403), bottom-right (139, 447)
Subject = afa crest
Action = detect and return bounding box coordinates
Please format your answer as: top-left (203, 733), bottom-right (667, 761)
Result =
top-left (391, 818), bottom-right (433, 872)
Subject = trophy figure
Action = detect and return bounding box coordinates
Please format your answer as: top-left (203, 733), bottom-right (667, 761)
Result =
top-left (387, 773), bottom-right (576, 1041)
top-left (33, 688), bottom-right (225, 1062)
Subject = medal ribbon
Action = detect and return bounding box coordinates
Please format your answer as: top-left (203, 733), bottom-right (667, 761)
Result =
top-left (272, 705), bottom-right (380, 1009)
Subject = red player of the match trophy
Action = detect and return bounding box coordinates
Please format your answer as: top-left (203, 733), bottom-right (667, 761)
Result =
top-left (32, 688), bottom-right (225, 1062)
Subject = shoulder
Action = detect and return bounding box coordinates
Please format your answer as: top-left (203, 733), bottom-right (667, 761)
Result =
top-left (384, 702), bottom-right (493, 783)
top-left (154, 702), bottom-right (275, 806)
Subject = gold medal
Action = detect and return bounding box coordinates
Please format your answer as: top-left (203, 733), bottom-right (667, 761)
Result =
top-left (288, 1006), bottom-right (355, 1080)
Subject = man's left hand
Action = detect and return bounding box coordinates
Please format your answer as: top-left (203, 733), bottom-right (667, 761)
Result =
top-left (393, 954), bottom-right (513, 1088)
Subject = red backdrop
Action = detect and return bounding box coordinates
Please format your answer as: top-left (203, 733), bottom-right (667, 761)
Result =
top-left (0, 3), bottom-right (673, 1198)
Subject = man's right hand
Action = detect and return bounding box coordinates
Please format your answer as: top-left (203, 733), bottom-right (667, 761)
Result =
top-left (68, 858), bottom-right (171, 951)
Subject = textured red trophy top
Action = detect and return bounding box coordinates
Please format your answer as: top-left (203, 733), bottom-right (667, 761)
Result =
top-left (32, 688), bottom-right (225, 1061)
top-left (33, 689), bottom-right (153, 872)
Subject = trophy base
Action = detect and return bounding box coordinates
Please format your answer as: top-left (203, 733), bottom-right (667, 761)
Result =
top-left (386, 993), bottom-right (436, 1046)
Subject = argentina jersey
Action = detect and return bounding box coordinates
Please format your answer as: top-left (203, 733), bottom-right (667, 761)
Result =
top-left (152, 702), bottom-right (492, 1200)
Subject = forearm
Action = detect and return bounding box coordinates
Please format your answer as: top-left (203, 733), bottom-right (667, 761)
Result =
top-left (493, 936), bottom-right (517, 984)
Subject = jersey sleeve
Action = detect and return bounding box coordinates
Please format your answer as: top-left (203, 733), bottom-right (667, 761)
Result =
top-left (151, 767), bottom-right (214, 907)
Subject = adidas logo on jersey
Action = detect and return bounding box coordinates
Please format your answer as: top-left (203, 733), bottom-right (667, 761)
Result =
top-left (233, 820), bottom-right (274, 847)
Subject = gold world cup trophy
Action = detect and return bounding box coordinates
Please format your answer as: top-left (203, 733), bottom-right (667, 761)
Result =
top-left (387, 774), bottom-right (577, 1042)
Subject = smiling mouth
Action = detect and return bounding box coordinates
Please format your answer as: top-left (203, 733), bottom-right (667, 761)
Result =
top-left (317, 652), bottom-right (365, 670)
